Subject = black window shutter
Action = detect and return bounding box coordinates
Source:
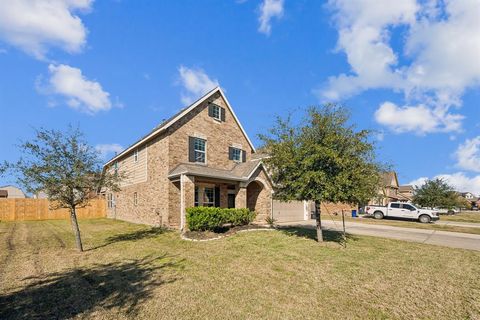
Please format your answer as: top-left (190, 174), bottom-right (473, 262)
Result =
top-left (242, 150), bottom-right (246, 162)
top-left (228, 147), bottom-right (234, 160)
top-left (214, 187), bottom-right (220, 207)
top-left (188, 137), bottom-right (195, 162)
top-left (208, 104), bottom-right (214, 117)
top-left (221, 107), bottom-right (226, 121)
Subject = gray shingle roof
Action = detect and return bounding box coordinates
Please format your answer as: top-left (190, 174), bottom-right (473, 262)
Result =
top-left (168, 159), bottom-right (263, 181)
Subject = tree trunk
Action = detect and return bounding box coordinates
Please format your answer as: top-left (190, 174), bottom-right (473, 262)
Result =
top-left (314, 200), bottom-right (323, 242)
top-left (70, 207), bottom-right (83, 252)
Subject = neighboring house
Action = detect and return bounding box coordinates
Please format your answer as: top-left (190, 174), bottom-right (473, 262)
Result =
top-left (460, 192), bottom-right (476, 200)
top-left (369, 172), bottom-right (399, 206)
top-left (398, 185), bottom-right (415, 202)
top-left (459, 192), bottom-right (478, 209)
top-left (104, 87), bottom-right (274, 229)
top-left (0, 185), bottom-right (26, 199)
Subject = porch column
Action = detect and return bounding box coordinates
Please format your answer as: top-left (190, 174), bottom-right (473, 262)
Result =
top-left (220, 184), bottom-right (228, 208)
top-left (180, 174), bottom-right (195, 231)
top-left (235, 186), bottom-right (247, 209)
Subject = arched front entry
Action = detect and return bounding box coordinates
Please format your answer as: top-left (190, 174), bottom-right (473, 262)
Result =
top-left (246, 179), bottom-right (271, 222)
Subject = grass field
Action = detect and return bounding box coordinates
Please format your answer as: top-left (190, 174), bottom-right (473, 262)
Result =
top-left (324, 214), bottom-right (480, 235)
top-left (441, 211), bottom-right (480, 223)
top-left (1, 219), bottom-right (479, 319)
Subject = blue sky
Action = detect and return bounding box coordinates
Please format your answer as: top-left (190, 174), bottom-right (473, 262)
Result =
top-left (1, 0), bottom-right (480, 193)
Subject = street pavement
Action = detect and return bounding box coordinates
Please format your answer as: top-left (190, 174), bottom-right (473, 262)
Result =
top-left (279, 219), bottom-right (480, 251)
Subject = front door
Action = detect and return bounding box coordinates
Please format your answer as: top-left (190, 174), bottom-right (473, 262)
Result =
top-left (227, 193), bottom-right (235, 208)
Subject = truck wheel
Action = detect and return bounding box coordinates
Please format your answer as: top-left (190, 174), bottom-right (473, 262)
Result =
top-left (419, 215), bottom-right (431, 223)
top-left (373, 211), bottom-right (384, 220)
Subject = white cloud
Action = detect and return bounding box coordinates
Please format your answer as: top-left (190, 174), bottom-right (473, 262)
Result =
top-left (0, 0), bottom-right (92, 59)
top-left (409, 172), bottom-right (480, 195)
top-left (95, 143), bottom-right (123, 160)
top-left (408, 176), bottom-right (428, 188)
top-left (39, 64), bottom-right (112, 114)
top-left (321, 0), bottom-right (480, 134)
top-left (374, 101), bottom-right (463, 134)
top-left (178, 66), bottom-right (219, 105)
top-left (258, 0), bottom-right (284, 35)
top-left (455, 136), bottom-right (480, 173)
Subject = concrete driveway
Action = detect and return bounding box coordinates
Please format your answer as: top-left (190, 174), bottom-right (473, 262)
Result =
top-left (279, 219), bottom-right (480, 251)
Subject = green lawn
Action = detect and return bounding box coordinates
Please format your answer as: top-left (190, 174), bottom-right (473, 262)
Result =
top-left (1, 219), bottom-right (479, 319)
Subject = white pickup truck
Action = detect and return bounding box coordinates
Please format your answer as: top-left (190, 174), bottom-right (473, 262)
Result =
top-left (365, 202), bottom-right (439, 223)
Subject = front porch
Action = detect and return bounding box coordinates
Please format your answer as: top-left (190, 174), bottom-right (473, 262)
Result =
top-left (178, 176), bottom-right (271, 229)
top-left (168, 161), bottom-right (274, 230)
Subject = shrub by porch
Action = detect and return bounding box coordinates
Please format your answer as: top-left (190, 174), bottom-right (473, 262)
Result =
top-left (186, 207), bottom-right (256, 231)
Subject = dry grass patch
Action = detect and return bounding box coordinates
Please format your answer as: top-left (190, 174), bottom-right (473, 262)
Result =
top-left (0, 219), bottom-right (479, 319)
top-left (441, 211), bottom-right (480, 223)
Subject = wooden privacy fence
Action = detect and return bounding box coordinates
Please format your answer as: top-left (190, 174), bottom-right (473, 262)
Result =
top-left (0, 198), bottom-right (106, 221)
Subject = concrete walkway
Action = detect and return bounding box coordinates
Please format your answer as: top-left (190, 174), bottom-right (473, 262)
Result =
top-left (279, 219), bottom-right (480, 251)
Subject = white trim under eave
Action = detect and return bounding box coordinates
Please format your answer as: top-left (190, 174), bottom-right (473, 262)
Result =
top-left (245, 162), bottom-right (274, 186)
top-left (104, 86), bottom-right (256, 167)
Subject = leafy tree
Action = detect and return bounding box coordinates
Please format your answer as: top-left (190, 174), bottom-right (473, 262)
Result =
top-left (413, 178), bottom-right (461, 209)
top-left (0, 162), bottom-right (6, 177)
top-left (260, 105), bottom-right (383, 242)
top-left (10, 127), bottom-right (123, 251)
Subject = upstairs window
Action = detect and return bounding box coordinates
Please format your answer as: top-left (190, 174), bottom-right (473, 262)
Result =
top-left (114, 161), bottom-right (119, 175)
top-left (212, 104), bottom-right (221, 120)
top-left (134, 149), bottom-right (138, 162)
top-left (189, 137), bottom-right (206, 163)
top-left (208, 104), bottom-right (225, 122)
top-left (229, 147), bottom-right (246, 162)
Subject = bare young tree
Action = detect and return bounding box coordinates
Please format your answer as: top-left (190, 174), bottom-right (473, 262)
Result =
top-left (12, 126), bottom-right (123, 251)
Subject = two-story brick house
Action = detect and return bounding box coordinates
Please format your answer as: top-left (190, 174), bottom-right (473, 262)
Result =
top-left (104, 87), bottom-right (273, 230)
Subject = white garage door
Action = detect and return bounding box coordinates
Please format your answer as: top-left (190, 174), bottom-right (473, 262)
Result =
top-left (272, 200), bottom-right (312, 223)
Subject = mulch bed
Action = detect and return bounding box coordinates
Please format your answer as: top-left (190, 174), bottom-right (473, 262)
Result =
top-left (182, 224), bottom-right (273, 241)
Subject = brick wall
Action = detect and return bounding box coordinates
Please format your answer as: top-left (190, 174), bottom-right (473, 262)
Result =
top-left (105, 91), bottom-right (273, 229)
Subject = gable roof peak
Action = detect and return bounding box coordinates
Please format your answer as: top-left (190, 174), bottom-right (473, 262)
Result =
top-left (104, 86), bottom-right (255, 167)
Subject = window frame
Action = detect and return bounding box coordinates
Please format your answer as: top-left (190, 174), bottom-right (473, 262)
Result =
top-left (193, 137), bottom-right (206, 164)
top-left (107, 193), bottom-right (114, 208)
top-left (133, 192), bottom-right (138, 206)
top-left (211, 104), bottom-right (221, 121)
top-left (231, 147), bottom-right (242, 162)
top-left (402, 204), bottom-right (415, 211)
top-left (194, 187), bottom-right (199, 207)
top-left (203, 187), bottom-right (215, 207)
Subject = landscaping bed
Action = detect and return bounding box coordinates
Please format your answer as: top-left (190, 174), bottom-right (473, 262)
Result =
top-left (183, 224), bottom-right (272, 241)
